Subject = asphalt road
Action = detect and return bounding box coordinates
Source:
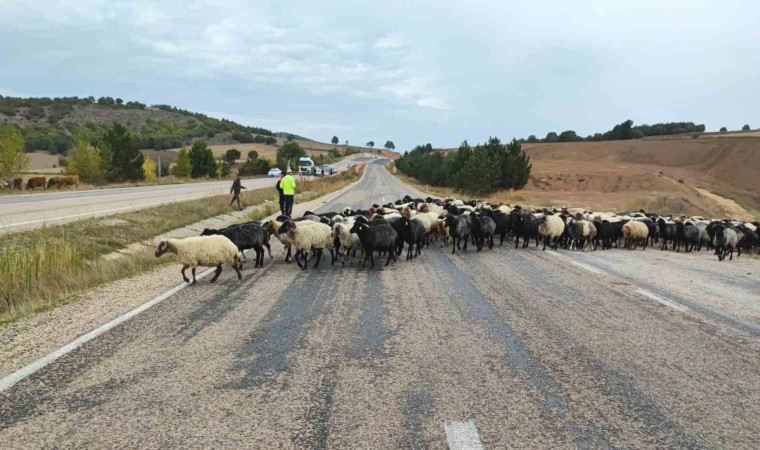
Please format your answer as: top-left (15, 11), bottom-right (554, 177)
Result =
top-left (0, 155), bottom-right (372, 232)
top-left (1, 160), bottom-right (758, 448)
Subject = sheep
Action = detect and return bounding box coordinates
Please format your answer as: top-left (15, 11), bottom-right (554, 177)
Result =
top-left (200, 221), bottom-right (271, 268)
top-left (155, 235), bottom-right (241, 283)
top-left (444, 214), bottom-right (471, 254)
top-left (471, 214), bottom-right (496, 251)
top-left (511, 211), bottom-right (540, 249)
top-left (278, 220), bottom-right (335, 270)
top-left (537, 214), bottom-right (565, 251)
top-left (431, 219), bottom-right (450, 247)
top-left (675, 222), bottom-right (700, 252)
top-left (657, 219), bottom-right (679, 250)
top-left (399, 216), bottom-right (426, 259)
top-left (349, 221), bottom-right (399, 268)
top-left (567, 219), bottom-right (597, 251)
top-left (332, 221), bottom-right (362, 266)
top-left (266, 218), bottom-right (319, 263)
top-left (593, 220), bottom-right (616, 250)
top-left (622, 221), bottom-right (649, 250)
top-left (712, 224), bottom-right (738, 261)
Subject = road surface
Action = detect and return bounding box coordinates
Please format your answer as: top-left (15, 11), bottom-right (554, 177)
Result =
top-left (1, 160), bottom-right (758, 448)
top-left (0, 154), bottom-right (372, 232)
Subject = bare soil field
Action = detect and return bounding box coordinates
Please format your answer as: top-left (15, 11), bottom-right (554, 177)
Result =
top-left (25, 151), bottom-right (62, 172)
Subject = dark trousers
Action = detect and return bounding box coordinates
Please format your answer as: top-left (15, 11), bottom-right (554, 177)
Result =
top-left (284, 195), bottom-right (294, 217)
top-left (230, 194), bottom-right (242, 210)
top-left (278, 194), bottom-right (286, 215)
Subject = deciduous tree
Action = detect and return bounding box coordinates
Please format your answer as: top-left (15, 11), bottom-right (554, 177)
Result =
top-left (0, 124), bottom-right (28, 188)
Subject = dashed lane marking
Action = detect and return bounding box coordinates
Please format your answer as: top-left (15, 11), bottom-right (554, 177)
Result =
top-left (445, 420), bottom-right (484, 450)
top-left (0, 268), bottom-right (215, 393)
top-left (636, 288), bottom-right (690, 312)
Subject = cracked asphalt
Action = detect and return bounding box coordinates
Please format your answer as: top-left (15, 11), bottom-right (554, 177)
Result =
top-left (1, 160), bottom-right (758, 449)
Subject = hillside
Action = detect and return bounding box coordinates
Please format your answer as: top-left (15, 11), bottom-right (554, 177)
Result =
top-left (433, 135), bottom-right (760, 219)
top-left (0, 96), bottom-right (274, 154)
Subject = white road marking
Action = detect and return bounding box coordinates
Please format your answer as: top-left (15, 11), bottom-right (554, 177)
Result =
top-left (445, 420), bottom-right (484, 450)
top-left (636, 288), bottom-right (689, 312)
top-left (570, 261), bottom-right (604, 274)
top-left (544, 250), bottom-right (604, 274)
top-left (0, 268), bottom-right (215, 393)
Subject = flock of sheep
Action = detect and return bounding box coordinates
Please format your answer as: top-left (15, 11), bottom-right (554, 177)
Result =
top-left (154, 195), bottom-right (760, 283)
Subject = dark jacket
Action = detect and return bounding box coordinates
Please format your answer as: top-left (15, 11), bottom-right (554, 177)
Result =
top-left (231, 178), bottom-right (246, 195)
top-left (275, 177), bottom-right (284, 195)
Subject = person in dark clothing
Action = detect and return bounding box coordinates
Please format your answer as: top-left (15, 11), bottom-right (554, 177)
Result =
top-left (230, 174), bottom-right (246, 210)
top-left (275, 174), bottom-right (285, 215)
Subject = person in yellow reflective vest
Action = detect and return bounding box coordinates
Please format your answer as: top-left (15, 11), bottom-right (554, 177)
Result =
top-left (280, 169), bottom-right (296, 217)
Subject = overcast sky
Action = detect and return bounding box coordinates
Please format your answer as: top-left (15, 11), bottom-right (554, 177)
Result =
top-left (1, 0), bottom-right (757, 150)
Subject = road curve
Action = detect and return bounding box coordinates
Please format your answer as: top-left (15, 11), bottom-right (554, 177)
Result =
top-left (0, 155), bottom-right (371, 232)
top-left (0, 160), bottom-right (758, 448)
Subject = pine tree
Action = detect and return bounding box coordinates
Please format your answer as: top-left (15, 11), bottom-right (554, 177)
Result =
top-left (188, 140), bottom-right (217, 178)
top-left (103, 123), bottom-right (144, 181)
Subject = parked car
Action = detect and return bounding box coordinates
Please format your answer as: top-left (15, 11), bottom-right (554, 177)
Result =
top-left (313, 167), bottom-right (323, 176)
top-left (267, 167), bottom-right (282, 177)
top-left (322, 165), bottom-right (337, 175)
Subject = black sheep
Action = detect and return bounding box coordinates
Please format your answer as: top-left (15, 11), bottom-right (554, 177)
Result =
top-left (675, 222), bottom-right (700, 252)
top-left (480, 209), bottom-right (508, 245)
top-left (657, 219), bottom-right (679, 250)
top-left (471, 214), bottom-right (496, 251)
top-left (201, 222), bottom-right (271, 268)
top-left (444, 214), bottom-right (471, 254)
top-left (399, 217), bottom-right (426, 259)
top-left (349, 221), bottom-right (398, 268)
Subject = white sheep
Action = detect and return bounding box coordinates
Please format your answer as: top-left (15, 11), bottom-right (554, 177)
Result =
top-left (279, 220), bottom-right (335, 270)
top-left (622, 221), bottom-right (649, 250)
top-left (537, 214), bottom-right (565, 250)
top-left (332, 220), bottom-right (363, 265)
top-left (155, 235), bottom-right (241, 283)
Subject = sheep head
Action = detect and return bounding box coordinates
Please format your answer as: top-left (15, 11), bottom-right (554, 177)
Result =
top-left (155, 240), bottom-right (171, 257)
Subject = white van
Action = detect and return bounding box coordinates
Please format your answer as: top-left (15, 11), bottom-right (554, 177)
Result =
top-left (298, 157), bottom-right (315, 175)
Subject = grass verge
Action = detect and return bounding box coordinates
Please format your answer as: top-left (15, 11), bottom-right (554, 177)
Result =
top-left (0, 169), bottom-right (362, 324)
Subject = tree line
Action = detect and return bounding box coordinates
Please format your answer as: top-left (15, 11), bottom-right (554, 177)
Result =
top-left (520, 120), bottom-right (708, 144)
top-left (395, 137), bottom-right (532, 195)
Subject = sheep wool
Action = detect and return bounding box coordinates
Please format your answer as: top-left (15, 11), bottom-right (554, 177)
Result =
top-left (156, 235), bottom-right (239, 267)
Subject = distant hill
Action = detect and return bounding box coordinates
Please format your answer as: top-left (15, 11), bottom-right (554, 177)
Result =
top-left (0, 95), bottom-right (276, 154)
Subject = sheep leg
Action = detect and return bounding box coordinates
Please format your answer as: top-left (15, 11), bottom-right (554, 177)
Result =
top-left (370, 252), bottom-right (376, 268)
top-left (209, 264), bottom-right (222, 283)
top-left (181, 265), bottom-right (190, 283)
top-left (301, 250), bottom-right (309, 270)
top-left (285, 246), bottom-right (292, 263)
top-left (314, 249), bottom-right (322, 268)
top-left (265, 242), bottom-right (273, 258)
top-left (232, 263), bottom-right (242, 280)
top-left (542, 237), bottom-right (547, 251)
top-left (294, 250), bottom-right (304, 269)
top-left (463, 235), bottom-right (469, 251)
top-left (361, 252), bottom-right (368, 268)
top-left (191, 267), bottom-right (197, 284)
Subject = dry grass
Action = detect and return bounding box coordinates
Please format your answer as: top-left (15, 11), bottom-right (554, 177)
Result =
top-left (0, 169), bottom-right (362, 323)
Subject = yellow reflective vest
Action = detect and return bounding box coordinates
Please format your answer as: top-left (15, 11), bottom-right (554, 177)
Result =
top-left (281, 174), bottom-right (296, 195)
